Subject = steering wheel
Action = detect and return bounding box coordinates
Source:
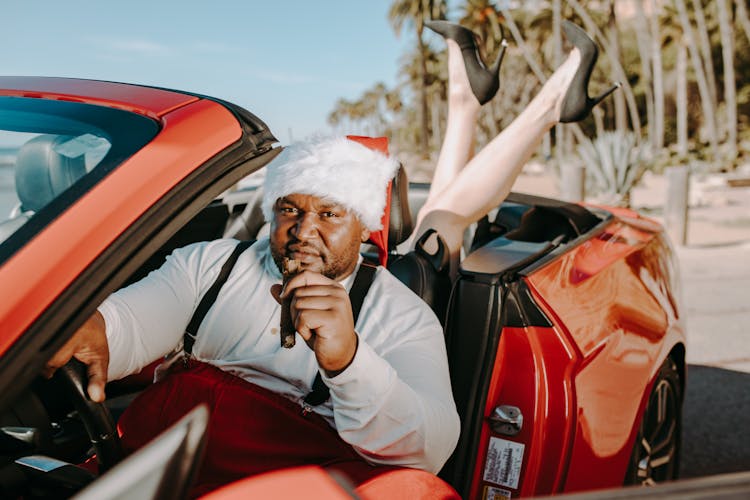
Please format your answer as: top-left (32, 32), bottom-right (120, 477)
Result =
top-left (53, 359), bottom-right (123, 472)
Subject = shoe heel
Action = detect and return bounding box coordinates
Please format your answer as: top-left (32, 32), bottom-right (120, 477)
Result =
top-left (558, 21), bottom-right (620, 123)
top-left (490, 39), bottom-right (508, 75)
top-left (591, 81), bottom-right (621, 107)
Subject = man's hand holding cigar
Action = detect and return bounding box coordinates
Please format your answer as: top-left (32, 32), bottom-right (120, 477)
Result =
top-left (271, 269), bottom-right (358, 377)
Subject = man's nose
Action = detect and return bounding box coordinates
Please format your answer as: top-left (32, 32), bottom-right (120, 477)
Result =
top-left (293, 212), bottom-right (320, 239)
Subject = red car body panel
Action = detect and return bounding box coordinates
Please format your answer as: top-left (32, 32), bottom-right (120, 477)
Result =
top-left (0, 76), bottom-right (198, 119)
top-left (0, 88), bottom-right (241, 356)
top-left (468, 323), bottom-right (578, 499)
top-left (201, 465), bottom-right (460, 500)
top-left (467, 213), bottom-right (685, 497)
top-left (201, 466), bottom-right (356, 500)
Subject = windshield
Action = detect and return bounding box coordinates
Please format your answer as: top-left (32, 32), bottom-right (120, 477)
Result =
top-left (0, 96), bottom-right (159, 263)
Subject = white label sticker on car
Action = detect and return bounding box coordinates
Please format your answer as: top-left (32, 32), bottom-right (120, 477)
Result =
top-left (483, 437), bottom-right (525, 489)
top-left (483, 485), bottom-right (512, 500)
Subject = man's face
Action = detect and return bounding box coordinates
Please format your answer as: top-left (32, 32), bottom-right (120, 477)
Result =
top-left (270, 193), bottom-right (371, 280)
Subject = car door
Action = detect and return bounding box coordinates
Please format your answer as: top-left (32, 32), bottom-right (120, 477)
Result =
top-left (0, 82), bottom-right (278, 460)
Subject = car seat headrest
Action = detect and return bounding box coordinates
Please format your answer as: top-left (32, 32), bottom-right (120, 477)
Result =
top-left (388, 164), bottom-right (413, 249)
top-left (15, 134), bottom-right (87, 212)
top-left (344, 136), bottom-right (413, 264)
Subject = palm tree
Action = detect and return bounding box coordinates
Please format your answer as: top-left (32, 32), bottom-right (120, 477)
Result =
top-left (648, 0), bottom-right (665, 150)
top-left (359, 83), bottom-right (389, 135)
top-left (459, 0), bottom-right (507, 140)
top-left (737, 0), bottom-right (750, 44)
top-left (459, 0), bottom-right (506, 58)
top-left (634, 0), bottom-right (656, 149)
top-left (497, 5), bottom-right (592, 151)
top-left (567, 0), bottom-right (643, 138)
top-left (690, 0), bottom-right (718, 107)
top-left (676, 41), bottom-right (689, 157)
top-left (327, 83), bottom-right (394, 137)
top-left (552, 0), bottom-right (567, 162)
top-left (497, 6), bottom-right (546, 82)
top-left (390, 43), bottom-right (445, 152)
top-left (388, 0), bottom-right (447, 158)
top-left (674, 0), bottom-right (719, 160)
top-left (716, 0), bottom-right (737, 161)
top-left (606, 0), bottom-right (628, 133)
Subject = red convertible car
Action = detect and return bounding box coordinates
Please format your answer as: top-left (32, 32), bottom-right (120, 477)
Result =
top-left (0, 77), bottom-right (686, 499)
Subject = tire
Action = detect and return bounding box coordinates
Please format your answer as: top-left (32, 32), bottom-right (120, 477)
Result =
top-left (624, 356), bottom-right (683, 486)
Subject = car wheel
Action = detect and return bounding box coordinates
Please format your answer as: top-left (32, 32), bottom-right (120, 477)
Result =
top-left (624, 356), bottom-right (682, 486)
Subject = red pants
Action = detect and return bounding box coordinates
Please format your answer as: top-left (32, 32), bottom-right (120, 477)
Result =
top-left (117, 361), bottom-right (458, 499)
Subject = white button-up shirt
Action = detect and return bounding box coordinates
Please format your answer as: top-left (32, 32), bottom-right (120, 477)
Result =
top-left (100, 237), bottom-right (459, 472)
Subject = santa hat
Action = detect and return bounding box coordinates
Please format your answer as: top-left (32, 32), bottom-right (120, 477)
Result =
top-left (261, 135), bottom-right (399, 231)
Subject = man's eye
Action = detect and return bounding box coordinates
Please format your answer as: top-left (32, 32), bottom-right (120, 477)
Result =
top-left (320, 211), bottom-right (339, 218)
top-left (279, 207), bottom-right (298, 215)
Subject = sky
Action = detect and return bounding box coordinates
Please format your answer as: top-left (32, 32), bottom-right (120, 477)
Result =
top-left (1, 1), bottom-right (428, 144)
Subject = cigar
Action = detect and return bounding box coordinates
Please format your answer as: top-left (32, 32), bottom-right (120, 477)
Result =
top-left (280, 257), bottom-right (301, 348)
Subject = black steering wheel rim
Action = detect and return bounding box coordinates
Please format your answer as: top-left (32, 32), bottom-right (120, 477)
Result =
top-left (54, 358), bottom-right (123, 472)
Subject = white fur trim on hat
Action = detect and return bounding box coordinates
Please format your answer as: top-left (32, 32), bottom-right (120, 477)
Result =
top-left (261, 136), bottom-right (399, 231)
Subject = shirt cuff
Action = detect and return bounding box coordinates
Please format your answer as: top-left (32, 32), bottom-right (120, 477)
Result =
top-left (321, 336), bottom-right (396, 407)
top-left (97, 300), bottom-right (127, 381)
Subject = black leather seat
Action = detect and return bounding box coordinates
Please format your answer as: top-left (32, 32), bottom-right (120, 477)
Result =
top-left (385, 165), bottom-right (451, 325)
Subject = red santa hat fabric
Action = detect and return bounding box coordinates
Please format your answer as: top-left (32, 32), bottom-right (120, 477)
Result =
top-left (262, 135), bottom-right (399, 231)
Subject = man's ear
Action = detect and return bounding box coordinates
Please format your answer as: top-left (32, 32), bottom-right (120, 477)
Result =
top-left (360, 227), bottom-right (371, 242)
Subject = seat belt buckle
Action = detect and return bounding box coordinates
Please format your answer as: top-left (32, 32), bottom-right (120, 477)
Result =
top-left (153, 347), bottom-right (183, 383)
top-left (300, 402), bottom-right (314, 417)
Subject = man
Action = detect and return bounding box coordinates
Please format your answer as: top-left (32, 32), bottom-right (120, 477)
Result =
top-left (47, 135), bottom-right (460, 492)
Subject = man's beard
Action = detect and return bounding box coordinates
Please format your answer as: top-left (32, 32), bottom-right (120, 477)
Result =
top-left (270, 241), bottom-right (357, 281)
top-left (271, 243), bottom-right (332, 279)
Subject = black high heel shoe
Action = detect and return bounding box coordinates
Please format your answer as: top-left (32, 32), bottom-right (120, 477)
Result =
top-left (559, 20), bottom-right (621, 123)
top-left (425, 20), bottom-right (507, 105)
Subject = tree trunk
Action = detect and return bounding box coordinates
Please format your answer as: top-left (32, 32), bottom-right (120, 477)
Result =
top-left (417, 27), bottom-right (430, 159)
top-left (593, 107), bottom-right (605, 138)
top-left (567, 0), bottom-right (642, 137)
top-left (677, 42), bottom-right (689, 158)
top-left (691, 0), bottom-right (719, 107)
top-left (736, 0), bottom-right (750, 44)
top-left (716, 0), bottom-right (737, 162)
top-left (553, 0), bottom-right (565, 170)
top-left (649, 0), bottom-right (665, 150)
top-left (608, 1), bottom-right (628, 132)
top-left (674, 0), bottom-right (719, 159)
top-left (499, 8), bottom-right (546, 82)
top-left (634, 0), bottom-right (656, 150)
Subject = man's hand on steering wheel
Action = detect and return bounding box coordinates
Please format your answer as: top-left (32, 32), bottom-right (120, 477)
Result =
top-left (44, 311), bottom-right (109, 403)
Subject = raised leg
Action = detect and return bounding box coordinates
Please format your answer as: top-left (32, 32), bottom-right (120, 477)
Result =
top-left (428, 39), bottom-right (482, 201)
top-left (413, 48), bottom-right (583, 275)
